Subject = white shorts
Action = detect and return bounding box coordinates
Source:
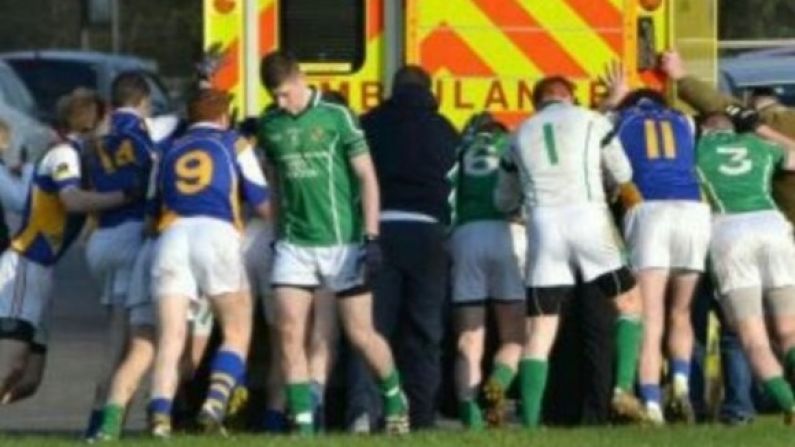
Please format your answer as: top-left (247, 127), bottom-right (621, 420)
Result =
top-left (130, 237), bottom-right (217, 332)
top-left (151, 217), bottom-right (248, 301)
top-left (86, 221), bottom-right (144, 306)
top-left (127, 238), bottom-right (155, 309)
top-left (242, 218), bottom-right (275, 299)
top-left (271, 241), bottom-right (363, 293)
top-left (128, 299), bottom-right (214, 336)
top-left (127, 238), bottom-right (155, 327)
top-left (526, 204), bottom-right (626, 287)
top-left (623, 201), bottom-right (711, 272)
top-left (450, 221), bottom-right (524, 304)
top-left (190, 298), bottom-right (214, 337)
top-left (710, 211), bottom-right (795, 294)
top-left (511, 222), bottom-right (527, 276)
top-left (0, 250), bottom-right (53, 341)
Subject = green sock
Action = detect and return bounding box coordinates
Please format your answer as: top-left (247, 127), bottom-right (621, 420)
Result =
top-left (763, 376), bottom-right (795, 413)
top-left (614, 315), bottom-right (643, 392)
top-left (519, 358), bottom-right (548, 427)
top-left (459, 400), bottom-right (484, 430)
top-left (98, 404), bottom-right (124, 439)
top-left (785, 348), bottom-right (795, 376)
top-left (378, 369), bottom-right (406, 416)
top-left (286, 383), bottom-right (314, 435)
top-left (488, 361), bottom-right (516, 391)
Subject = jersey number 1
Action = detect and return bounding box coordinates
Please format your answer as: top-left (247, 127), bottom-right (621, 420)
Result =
top-left (175, 150), bottom-right (213, 194)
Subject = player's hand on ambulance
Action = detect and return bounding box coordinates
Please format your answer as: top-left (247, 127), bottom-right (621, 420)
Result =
top-left (600, 60), bottom-right (629, 110)
top-left (362, 234), bottom-right (384, 278)
top-left (660, 51), bottom-right (686, 80)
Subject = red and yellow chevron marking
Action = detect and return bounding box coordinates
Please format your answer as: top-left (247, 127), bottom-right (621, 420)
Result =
top-left (203, 0), bottom-right (244, 103)
top-left (203, 1), bottom-right (697, 126)
top-left (407, 0), bottom-right (667, 128)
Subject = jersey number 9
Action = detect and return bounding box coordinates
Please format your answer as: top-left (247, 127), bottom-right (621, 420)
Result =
top-left (175, 150), bottom-right (213, 194)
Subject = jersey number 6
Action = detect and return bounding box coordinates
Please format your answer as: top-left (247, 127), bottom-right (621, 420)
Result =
top-left (175, 150), bottom-right (213, 194)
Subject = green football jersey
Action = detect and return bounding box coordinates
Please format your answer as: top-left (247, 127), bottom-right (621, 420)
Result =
top-left (696, 130), bottom-right (786, 213)
top-left (453, 130), bottom-right (511, 226)
top-left (258, 90), bottom-right (368, 246)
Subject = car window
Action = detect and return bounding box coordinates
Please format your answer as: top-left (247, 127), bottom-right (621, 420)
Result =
top-left (0, 64), bottom-right (38, 117)
top-left (141, 72), bottom-right (173, 116)
top-left (6, 59), bottom-right (99, 122)
top-left (733, 84), bottom-right (795, 108)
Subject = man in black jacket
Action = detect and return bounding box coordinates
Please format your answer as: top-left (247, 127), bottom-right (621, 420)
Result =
top-left (346, 66), bottom-right (459, 431)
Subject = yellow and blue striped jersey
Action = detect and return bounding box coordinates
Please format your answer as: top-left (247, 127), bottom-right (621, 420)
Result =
top-left (86, 110), bottom-right (155, 228)
top-left (11, 136), bottom-right (86, 266)
top-left (156, 123), bottom-right (269, 231)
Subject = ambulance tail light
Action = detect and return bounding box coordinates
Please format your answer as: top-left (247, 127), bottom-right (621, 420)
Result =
top-left (638, 0), bottom-right (663, 12)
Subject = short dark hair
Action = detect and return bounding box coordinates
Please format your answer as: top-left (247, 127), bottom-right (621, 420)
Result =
top-left (56, 88), bottom-right (104, 133)
top-left (698, 111), bottom-right (734, 131)
top-left (111, 71), bottom-right (151, 108)
top-left (532, 76), bottom-right (575, 108)
top-left (260, 51), bottom-right (301, 91)
top-left (617, 88), bottom-right (668, 110)
top-left (187, 88), bottom-right (231, 124)
top-left (393, 65), bottom-right (431, 90)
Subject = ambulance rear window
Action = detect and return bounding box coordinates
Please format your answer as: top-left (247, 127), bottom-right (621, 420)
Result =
top-left (279, 0), bottom-right (366, 74)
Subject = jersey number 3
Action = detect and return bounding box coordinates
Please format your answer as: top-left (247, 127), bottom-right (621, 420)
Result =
top-left (716, 146), bottom-right (753, 176)
top-left (176, 150), bottom-right (213, 194)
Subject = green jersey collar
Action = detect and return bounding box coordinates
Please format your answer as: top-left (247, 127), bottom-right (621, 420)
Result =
top-left (288, 87), bottom-right (321, 119)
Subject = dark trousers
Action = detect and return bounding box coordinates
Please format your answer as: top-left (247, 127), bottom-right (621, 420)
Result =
top-left (691, 275), bottom-right (758, 422)
top-left (543, 281), bottom-right (615, 425)
top-left (346, 221), bottom-right (448, 429)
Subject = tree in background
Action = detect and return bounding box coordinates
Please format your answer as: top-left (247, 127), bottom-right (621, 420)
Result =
top-left (720, 0), bottom-right (795, 39)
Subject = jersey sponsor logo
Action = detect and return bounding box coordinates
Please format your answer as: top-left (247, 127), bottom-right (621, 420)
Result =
top-left (52, 162), bottom-right (73, 180)
top-left (284, 157), bottom-right (320, 179)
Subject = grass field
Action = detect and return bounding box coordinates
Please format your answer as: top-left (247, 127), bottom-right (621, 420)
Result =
top-left (1, 418), bottom-right (792, 447)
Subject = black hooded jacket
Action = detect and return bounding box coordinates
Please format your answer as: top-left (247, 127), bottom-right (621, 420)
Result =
top-left (362, 84), bottom-right (459, 224)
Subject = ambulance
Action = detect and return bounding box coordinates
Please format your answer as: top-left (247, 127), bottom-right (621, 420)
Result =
top-left (203, 0), bottom-right (718, 127)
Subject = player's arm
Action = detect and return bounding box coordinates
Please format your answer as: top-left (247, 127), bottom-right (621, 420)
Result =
top-left (598, 118), bottom-right (641, 208)
top-left (350, 153), bottom-right (380, 237)
top-left (0, 164), bottom-right (29, 213)
top-left (493, 142), bottom-right (523, 213)
top-left (59, 187), bottom-right (127, 213)
top-left (48, 145), bottom-right (128, 213)
top-left (599, 60), bottom-right (629, 112)
top-left (264, 161), bottom-right (280, 224)
top-left (235, 139), bottom-right (271, 221)
top-left (660, 50), bottom-right (741, 114)
top-left (755, 125), bottom-right (795, 171)
top-left (339, 106), bottom-right (379, 236)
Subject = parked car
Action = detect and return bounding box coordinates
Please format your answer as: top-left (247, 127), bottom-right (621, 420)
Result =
top-left (719, 47), bottom-right (795, 106)
top-left (0, 50), bottom-right (175, 124)
top-left (0, 59), bottom-right (53, 164)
